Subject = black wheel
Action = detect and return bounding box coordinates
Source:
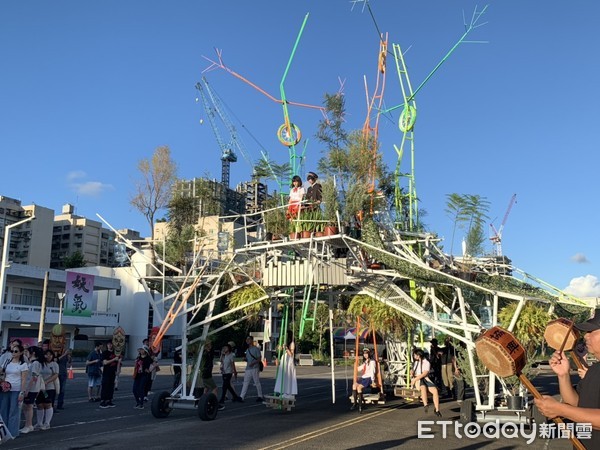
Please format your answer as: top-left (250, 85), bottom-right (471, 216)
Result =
top-left (459, 399), bottom-right (475, 424)
top-left (151, 391), bottom-right (172, 418)
top-left (197, 393), bottom-right (218, 421)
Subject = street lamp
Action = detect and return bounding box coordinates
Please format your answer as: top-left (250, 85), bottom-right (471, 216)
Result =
top-left (0, 215), bottom-right (36, 329)
top-left (57, 292), bottom-right (65, 325)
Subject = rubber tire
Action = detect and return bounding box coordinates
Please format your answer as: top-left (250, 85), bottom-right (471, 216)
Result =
top-left (197, 393), bottom-right (219, 421)
top-left (459, 399), bottom-right (475, 424)
top-left (151, 391), bottom-right (172, 418)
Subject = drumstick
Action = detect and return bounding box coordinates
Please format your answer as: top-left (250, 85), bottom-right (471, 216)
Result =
top-left (518, 374), bottom-right (586, 450)
top-left (556, 320), bottom-right (574, 354)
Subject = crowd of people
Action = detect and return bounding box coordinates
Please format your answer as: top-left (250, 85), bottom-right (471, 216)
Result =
top-left (0, 339), bottom-right (71, 439)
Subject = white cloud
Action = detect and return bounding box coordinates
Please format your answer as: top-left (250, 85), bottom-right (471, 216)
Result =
top-left (571, 253), bottom-right (590, 264)
top-left (71, 181), bottom-right (114, 196)
top-left (66, 170), bottom-right (86, 182)
top-left (564, 275), bottom-right (600, 297)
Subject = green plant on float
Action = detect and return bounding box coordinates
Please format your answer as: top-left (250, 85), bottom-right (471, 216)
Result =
top-left (321, 178), bottom-right (340, 227)
top-left (228, 285), bottom-right (270, 324)
top-left (263, 196), bottom-right (288, 237)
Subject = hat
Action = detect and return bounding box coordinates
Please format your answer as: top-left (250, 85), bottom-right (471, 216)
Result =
top-left (139, 345), bottom-right (150, 353)
top-left (228, 341), bottom-right (236, 348)
top-left (307, 172), bottom-right (318, 180)
top-left (575, 309), bottom-right (600, 332)
top-left (362, 347), bottom-right (370, 353)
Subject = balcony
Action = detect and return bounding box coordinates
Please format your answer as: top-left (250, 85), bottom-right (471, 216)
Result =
top-left (2, 304), bottom-right (119, 328)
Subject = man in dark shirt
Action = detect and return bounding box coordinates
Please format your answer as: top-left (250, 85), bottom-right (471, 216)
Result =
top-left (55, 348), bottom-right (71, 410)
top-left (173, 348), bottom-right (182, 390)
top-left (305, 172), bottom-right (322, 208)
top-left (200, 341), bottom-right (224, 411)
top-left (99, 340), bottom-right (120, 408)
top-left (536, 309), bottom-right (600, 449)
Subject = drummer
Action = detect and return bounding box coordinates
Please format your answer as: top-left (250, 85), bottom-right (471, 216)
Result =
top-left (535, 309), bottom-right (600, 447)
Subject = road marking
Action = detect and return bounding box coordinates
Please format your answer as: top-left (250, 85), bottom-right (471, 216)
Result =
top-left (258, 405), bottom-right (400, 449)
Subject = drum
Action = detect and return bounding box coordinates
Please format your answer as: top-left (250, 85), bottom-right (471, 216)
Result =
top-left (475, 326), bottom-right (526, 377)
top-left (476, 326), bottom-right (586, 450)
top-left (544, 318), bottom-right (579, 351)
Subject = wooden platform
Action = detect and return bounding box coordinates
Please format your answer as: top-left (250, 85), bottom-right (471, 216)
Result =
top-left (263, 395), bottom-right (296, 412)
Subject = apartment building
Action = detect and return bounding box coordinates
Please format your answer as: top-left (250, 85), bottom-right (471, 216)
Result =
top-left (51, 204), bottom-right (116, 269)
top-left (0, 196), bottom-right (53, 268)
top-left (0, 197), bottom-right (157, 355)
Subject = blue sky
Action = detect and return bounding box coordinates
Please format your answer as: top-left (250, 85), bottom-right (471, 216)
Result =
top-left (1, 1), bottom-right (599, 297)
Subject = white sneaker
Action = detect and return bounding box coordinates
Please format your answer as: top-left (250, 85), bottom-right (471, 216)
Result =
top-left (40, 424), bottom-right (50, 431)
top-left (20, 426), bottom-right (34, 434)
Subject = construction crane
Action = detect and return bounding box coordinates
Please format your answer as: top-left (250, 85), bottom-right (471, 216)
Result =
top-left (490, 194), bottom-right (517, 256)
top-left (195, 77), bottom-right (252, 188)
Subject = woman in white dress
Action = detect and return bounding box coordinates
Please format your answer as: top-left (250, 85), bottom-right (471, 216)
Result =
top-left (287, 175), bottom-right (305, 225)
top-left (274, 342), bottom-right (297, 399)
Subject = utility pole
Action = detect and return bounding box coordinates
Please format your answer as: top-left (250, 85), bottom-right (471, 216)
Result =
top-left (0, 215), bottom-right (35, 330)
top-left (38, 271), bottom-right (49, 343)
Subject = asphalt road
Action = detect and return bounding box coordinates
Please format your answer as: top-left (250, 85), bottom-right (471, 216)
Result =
top-left (1, 362), bottom-right (578, 450)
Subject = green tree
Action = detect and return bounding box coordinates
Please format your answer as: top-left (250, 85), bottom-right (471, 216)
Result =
top-left (445, 193), bottom-right (490, 256)
top-left (445, 193), bottom-right (468, 255)
top-left (131, 146), bottom-right (178, 247)
top-left (168, 195), bottom-right (198, 233)
top-left (63, 251), bottom-right (86, 269)
top-left (254, 157), bottom-right (291, 192)
top-left (155, 224), bottom-right (197, 270)
top-left (498, 301), bottom-right (554, 355)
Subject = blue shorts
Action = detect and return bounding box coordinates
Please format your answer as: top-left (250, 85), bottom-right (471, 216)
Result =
top-left (88, 375), bottom-right (102, 388)
top-left (358, 377), bottom-right (372, 389)
top-left (420, 378), bottom-right (436, 388)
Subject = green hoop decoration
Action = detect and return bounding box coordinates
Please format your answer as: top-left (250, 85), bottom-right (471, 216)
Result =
top-left (277, 123), bottom-right (302, 147)
top-left (399, 105), bottom-right (417, 132)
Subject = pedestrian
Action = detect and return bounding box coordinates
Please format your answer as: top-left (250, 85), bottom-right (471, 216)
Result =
top-left (0, 343), bottom-right (28, 438)
top-left (85, 342), bottom-right (103, 402)
top-left (239, 337), bottom-right (263, 403)
top-left (172, 348), bottom-right (182, 390)
top-left (132, 346), bottom-right (152, 409)
top-left (286, 175), bottom-right (305, 224)
top-left (113, 357), bottom-right (122, 391)
top-left (535, 309), bottom-right (600, 447)
top-left (440, 337), bottom-right (456, 399)
top-left (0, 339), bottom-right (22, 367)
top-left (411, 348), bottom-right (441, 417)
top-left (351, 348), bottom-right (376, 412)
top-left (143, 339), bottom-right (157, 399)
top-left (144, 354), bottom-right (159, 402)
top-left (428, 338), bottom-right (442, 389)
top-left (55, 348), bottom-right (71, 410)
top-left (219, 343), bottom-right (241, 405)
top-left (20, 346), bottom-right (45, 434)
top-left (305, 172), bottom-right (322, 208)
top-left (200, 341), bottom-right (224, 410)
top-left (274, 341), bottom-right (298, 399)
top-left (35, 350), bottom-right (58, 430)
top-left (99, 341), bottom-right (120, 408)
